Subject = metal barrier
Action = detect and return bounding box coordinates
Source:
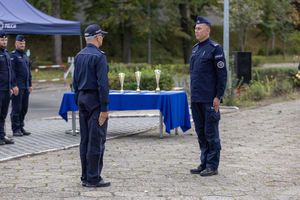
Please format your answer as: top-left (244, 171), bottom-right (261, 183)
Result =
top-left (32, 65), bottom-right (67, 86)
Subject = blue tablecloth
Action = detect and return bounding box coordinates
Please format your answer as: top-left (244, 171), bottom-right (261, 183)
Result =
top-left (58, 90), bottom-right (191, 134)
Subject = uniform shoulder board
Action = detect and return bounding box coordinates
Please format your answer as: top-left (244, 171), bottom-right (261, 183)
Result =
top-left (101, 50), bottom-right (106, 54)
top-left (192, 42), bottom-right (199, 48)
top-left (11, 50), bottom-right (16, 54)
top-left (210, 41), bottom-right (219, 47)
top-left (5, 49), bottom-right (8, 52)
top-left (11, 58), bottom-right (14, 60)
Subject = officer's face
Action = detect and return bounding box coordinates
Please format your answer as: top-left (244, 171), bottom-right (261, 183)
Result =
top-left (16, 41), bottom-right (26, 51)
top-left (0, 38), bottom-right (8, 49)
top-left (195, 24), bottom-right (210, 42)
top-left (96, 34), bottom-right (103, 47)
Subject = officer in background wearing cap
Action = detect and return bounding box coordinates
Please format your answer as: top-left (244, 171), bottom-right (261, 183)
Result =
top-left (0, 30), bottom-right (18, 145)
top-left (9, 35), bottom-right (32, 137)
top-left (73, 24), bottom-right (110, 187)
top-left (189, 16), bottom-right (227, 176)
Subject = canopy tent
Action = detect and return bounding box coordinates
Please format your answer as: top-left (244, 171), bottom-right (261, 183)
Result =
top-left (0, 0), bottom-right (81, 35)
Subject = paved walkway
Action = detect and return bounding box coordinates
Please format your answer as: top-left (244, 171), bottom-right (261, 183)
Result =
top-left (0, 100), bottom-right (299, 199)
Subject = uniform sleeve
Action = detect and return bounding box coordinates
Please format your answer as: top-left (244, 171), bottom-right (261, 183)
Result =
top-left (29, 59), bottom-right (32, 87)
top-left (72, 57), bottom-right (79, 106)
top-left (9, 54), bottom-right (17, 87)
top-left (96, 55), bottom-right (109, 112)
top-left (213, 46), bottom-right (227, 97)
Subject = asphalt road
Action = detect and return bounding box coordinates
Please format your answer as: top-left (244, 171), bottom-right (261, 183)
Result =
top-left (6, 88), bottom-right (70, 123)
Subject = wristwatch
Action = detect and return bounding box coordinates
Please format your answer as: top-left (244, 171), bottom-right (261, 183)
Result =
top-left (216, 96), bottom-right (223, 100)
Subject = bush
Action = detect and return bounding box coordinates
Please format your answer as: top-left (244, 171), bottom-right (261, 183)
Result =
top-left (273, 79), bottom-right (293, 94)
top-left (257, 48), bottom-right (266, 56)
top-left (252, 56), bottom-right (266, 67)
top-left (274, 47), bottom-right (283, 55)
top-left (108, 64), bottom-right (174, 91)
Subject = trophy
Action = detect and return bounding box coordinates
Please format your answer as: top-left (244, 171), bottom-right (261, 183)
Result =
top-left (296, 71), bottom-right (300, 79)
top-left (135, 71), bottom-right (142, 93)
top-left (154, 69), bottom-right (161, 93)
top-left (119, 73), bottom-right (125, 93)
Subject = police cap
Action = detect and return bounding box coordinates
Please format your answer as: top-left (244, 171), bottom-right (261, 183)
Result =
top-left (0, 30), bottom-right (7, 38)
top-left (16, 35), bottom-right (25, 42)
top-left (84, 24), bottom-right (108, 37)
top-left (196, 16), bottom-right (211, 25)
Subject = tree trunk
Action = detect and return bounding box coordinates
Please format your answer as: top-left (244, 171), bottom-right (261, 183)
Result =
top-left (52, 0), bottom-right (62, 65)
top-left (179, 3), bottom-right (191, 64)
top-left (240, 24), bottom-right (244, 51)
top-left (272, 34), bottom-right (275, 50)
top-left (283, 39), bottom-right (285, 60)
top-left (266, 37), bottom-right (269, 57)
top-left (122, 21), bottom-right (132, 64)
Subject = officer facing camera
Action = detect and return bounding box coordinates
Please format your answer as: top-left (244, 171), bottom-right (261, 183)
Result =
top-left (0, 30), bottom-right (17, 145)
top-left (10, 35), bottom-right (32, 137)
top-left (189, 16), bottom-right (227, 177)
top-left (73, 24), bottom-right (110, 187)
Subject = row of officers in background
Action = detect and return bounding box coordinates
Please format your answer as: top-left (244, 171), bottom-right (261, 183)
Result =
top-left (0, 30), bottom-right (32, 145)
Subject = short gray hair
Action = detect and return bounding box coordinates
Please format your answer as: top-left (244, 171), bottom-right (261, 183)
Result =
top-left (85, 35), bottom-right (96, 42)
top-left (204, 23), bottom-right (211, 30)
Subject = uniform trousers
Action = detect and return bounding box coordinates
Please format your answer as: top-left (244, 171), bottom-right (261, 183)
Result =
top-left (78, 90), bottom-right (107, 184)
top-left (11, 89), bottom-right (29, 133)
top-left (0, 91), bottom-right (10, 139)
top-left (191, 102), bottom-right (221, 170)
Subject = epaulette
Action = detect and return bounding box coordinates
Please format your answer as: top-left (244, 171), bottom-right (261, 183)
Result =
top-left (192, 42), bottom-right (199, 48)
top-left (11, 50), bottom-right (16, 54)
top-left (101, 50), bottom-right (106, 55)
top-left (210, 41), bottom-right (219, 47)
top-left (5, 49), bottom-right (8, 52)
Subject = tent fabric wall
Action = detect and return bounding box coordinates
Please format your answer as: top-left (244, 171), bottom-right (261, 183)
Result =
top-left (0, 0), bottom-right (81, 35)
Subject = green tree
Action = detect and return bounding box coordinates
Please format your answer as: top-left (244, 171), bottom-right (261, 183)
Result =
top-left (224, 0), bottom-right (262, 51)
top-left (257, 0), bottom-right (299, 57)
top-left (177, 0), bottom-right (218, 63)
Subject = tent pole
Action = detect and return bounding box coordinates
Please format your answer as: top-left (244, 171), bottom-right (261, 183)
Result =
top-left (79, 35), bottom-right (82, 49)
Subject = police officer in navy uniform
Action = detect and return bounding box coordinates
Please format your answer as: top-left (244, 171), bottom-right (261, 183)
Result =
top-left (0, 30), bottom-right (18, 145)
top-left (10, 35), bottom-right (32, 137)
top-left (189, 16), bottom-right (227, 176)
top-left (73, 25), bottom-right (110, 187)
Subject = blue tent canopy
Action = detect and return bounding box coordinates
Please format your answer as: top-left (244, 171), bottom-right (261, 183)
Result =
top-left (0, 0), bottom-right (81, 35)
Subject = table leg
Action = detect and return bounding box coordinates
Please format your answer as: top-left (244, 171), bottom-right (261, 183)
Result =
top-left (159, 111), bottom-right (163, 139)
top-left (72, 111), bottom-right (76, 136)
top-left (175, 127), bottom-right (178, 135)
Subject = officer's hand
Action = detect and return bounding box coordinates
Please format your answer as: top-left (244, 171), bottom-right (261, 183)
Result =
top-left (10, 89), bottom-right (13, 96)
top-left (213, 97), bottom-right (220, 113)
top-left (99, 111), bottom-right (109, 126)
top-left (13, 86), bottom-right (19, 96)
top-left (29, 86), bottom-right (33, 93)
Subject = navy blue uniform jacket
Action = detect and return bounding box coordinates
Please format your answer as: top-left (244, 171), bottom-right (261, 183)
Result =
top-left (73, 43), bottom-right (109, 112)
top-left (10, 49), bottom-right (32, 89)
top-left (190, 38), bottom-right (227, 102)
top-left (0, 48), bottom-right (14, 91)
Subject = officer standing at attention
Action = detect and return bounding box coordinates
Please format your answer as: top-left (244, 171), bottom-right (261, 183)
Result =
top-left (189, 16), bottom-right (227, 176)
top-left (10, 35), bottom-right (32, 137)
top-left (73, 25), bottom-right (110, 187)
top-left (0, 30), bottom-right (18, 145)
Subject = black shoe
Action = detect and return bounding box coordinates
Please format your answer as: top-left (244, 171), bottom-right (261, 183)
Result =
top-left (21, 129), bottom-right (31, 136)
top-left (200, 168), bottom-right (218, 176)
top-left (0, 139), bottom-right (5, 145)
top-left (82, 181), bottom-right (87, 187)
top-left (0, 137), bottom-right (14, 144)
top-left (86, 180), bottom-right (111, 187)
top-left (13, 131), bottom-right (23, 137)
top-left (190, 166), bottom-right (205, 174)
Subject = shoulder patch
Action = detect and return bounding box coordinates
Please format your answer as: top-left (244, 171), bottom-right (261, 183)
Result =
top-left (217, 61), bottom-right (225, 69)
top-left (210, 41), bottom-right (219, 47)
